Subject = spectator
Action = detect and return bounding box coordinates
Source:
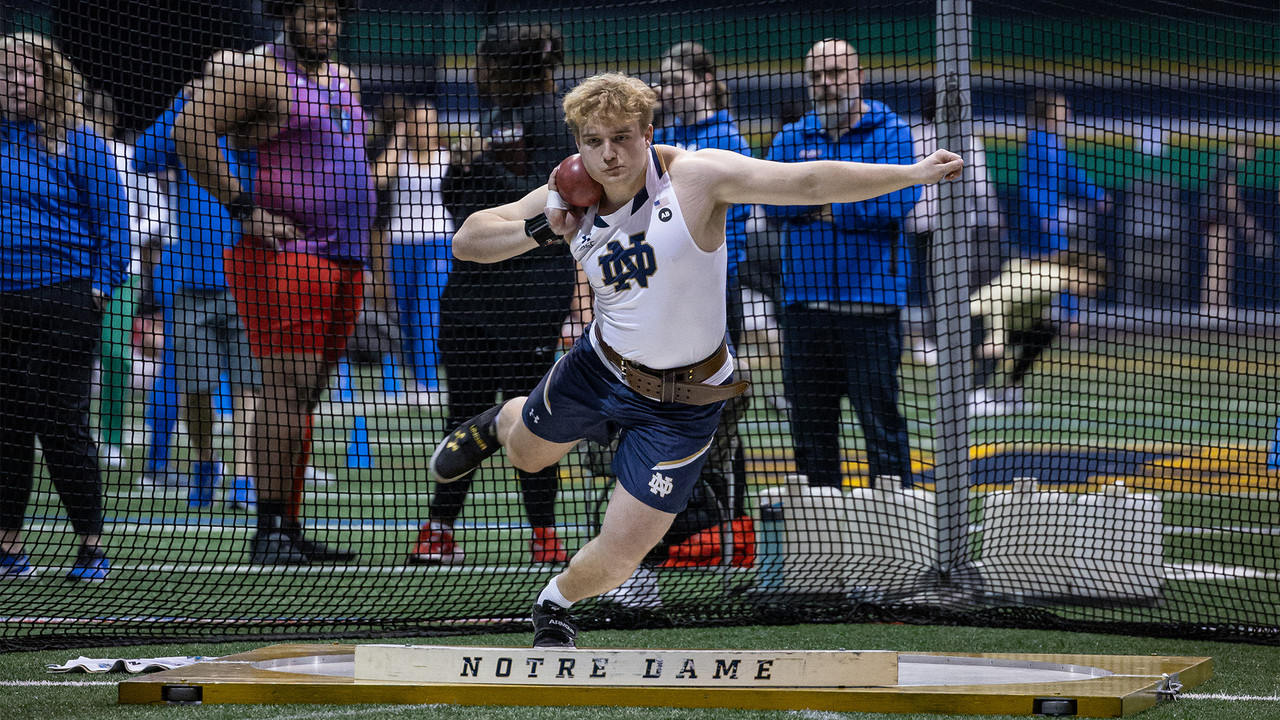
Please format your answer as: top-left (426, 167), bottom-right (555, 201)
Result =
top-left (1199, 140), bottom-right (1269, 314)
top-left (134, 67), bottom-right (262, 511)
top-left (1, 32), bottom-right (129, 581)
top-left (904, 84), bottom-right (1006, 365)
top-left (763, 38), bottom-right (921, 490)
top-left (372, 98), bottom-right (454, 405)
top-left (1015, 89), bottom-right (1111, 257)
top-left (648, 40), bottom-right (756, 573)
top-left (968, 249), bottom-right (1110, 415)
top-left (174, 0), bottom-right (372, 565)
top-left (409, 22), bottom-right (578, 567)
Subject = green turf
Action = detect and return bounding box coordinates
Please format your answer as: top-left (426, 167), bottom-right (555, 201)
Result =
top-left (3, 623), bottom-right (1279, 720)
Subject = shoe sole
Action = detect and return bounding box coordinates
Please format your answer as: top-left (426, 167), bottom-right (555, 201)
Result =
top-left (248, 557), bottom-right (309, 566)
top-left (407, 554), bottom-right (466, 566)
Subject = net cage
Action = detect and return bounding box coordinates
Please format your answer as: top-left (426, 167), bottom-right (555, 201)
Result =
top-left (0, 0), bottom-right (1277, 652)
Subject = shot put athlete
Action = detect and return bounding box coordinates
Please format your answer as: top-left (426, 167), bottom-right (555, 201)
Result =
top-left (426, 72), bottom-right (963, 647)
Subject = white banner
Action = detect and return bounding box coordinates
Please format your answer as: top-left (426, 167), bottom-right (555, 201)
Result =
top-left (354, 645), bottom-right (897, 688)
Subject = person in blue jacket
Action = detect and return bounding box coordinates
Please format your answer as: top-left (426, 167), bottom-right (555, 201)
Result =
top-left (133, 66), bottom-right (262, 511)
top-left (764, 38), bottom-right (921, 490)
top-left (1015, 90), bottom-right (1110, 258)
top-left (0, 32), bottom-right (129, 582)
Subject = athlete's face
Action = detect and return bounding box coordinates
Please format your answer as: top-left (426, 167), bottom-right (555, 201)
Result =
top-left (287, 0), bottom-right (344, 63)
top-left (576, 118), bottom-right (653, 192)
top-left (0, 45), bottom-right (46, 122)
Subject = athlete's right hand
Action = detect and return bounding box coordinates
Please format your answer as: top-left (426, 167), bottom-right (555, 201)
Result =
top-left (243, 207), bottom-right (303, 251)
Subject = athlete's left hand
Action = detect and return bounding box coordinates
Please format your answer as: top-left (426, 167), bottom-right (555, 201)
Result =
top-left (918, 149), bottom-right (964, 183)
top-left (545, 166), bottom-right (580, 239)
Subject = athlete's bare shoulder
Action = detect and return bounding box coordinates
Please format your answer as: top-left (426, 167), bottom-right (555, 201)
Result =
top-left (654, 143), bottom-right (686, 167)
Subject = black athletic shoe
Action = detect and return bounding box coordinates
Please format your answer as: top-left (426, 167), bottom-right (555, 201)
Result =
top-left (531, 600), bottom-right (578, 648)
top-left (291, 534), bottom-right (357, 563)
top-left (430, 405), bottom-right (503, 483)
top-left (248, 531), bottom-right (310, 565)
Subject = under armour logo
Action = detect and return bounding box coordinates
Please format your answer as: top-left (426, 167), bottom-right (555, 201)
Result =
top-left (598, 232), bottom-right (657, 291)
top-left (445, 429), bottom-right (466, 452)
top-left (649, 472), bottom-right (673, 498)
top-left (528, 408), bottom-right (541, 424)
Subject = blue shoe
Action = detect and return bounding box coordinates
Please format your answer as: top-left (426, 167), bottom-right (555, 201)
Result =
top-left (1, 552), bottom-right (34, 579)
top-left (187, 461), bottom-right (222, 508)
top-left (226, 476), bottom-right (257, 511)
top-left (66, 546), bottom-right (109, 583)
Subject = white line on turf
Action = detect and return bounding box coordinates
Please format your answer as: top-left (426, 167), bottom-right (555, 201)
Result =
top-left (1182, 693), bottom-right (1280, 701)
top-left (1163, 563), bottom-right (1280, 581)
top-left (119, 563), bottom-right (555, 574)
top-left (20, 520), bottom-right (596, 534)
top-left (227, 705), bottom-right (442, 720)
top-left (0, 680), bottom-right (117, 687)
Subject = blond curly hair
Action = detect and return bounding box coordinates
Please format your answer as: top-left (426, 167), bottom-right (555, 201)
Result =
top-left (562, 72), bottom-right (655, 137)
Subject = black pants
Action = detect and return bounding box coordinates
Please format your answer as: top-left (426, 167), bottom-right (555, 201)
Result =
top-left (780, 306), bottom-right (912, 488)
top-left (723, 276), bottom-right (747, 516)
top-left (431, 321), bottom-right (558, 528)
top-left (0, 281), bottom-right (105, 538)
top-left (973, 317), bottom-right (1059, 388)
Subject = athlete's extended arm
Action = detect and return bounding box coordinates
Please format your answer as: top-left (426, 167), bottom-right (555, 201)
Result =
top-left (679, 147), bottom-right (963, 208)
top-left (451, 185), bottom-right (553, 263)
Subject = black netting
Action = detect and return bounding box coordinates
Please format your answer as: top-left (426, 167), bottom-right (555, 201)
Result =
top-left (1, 0), bottom-right (1278, 653)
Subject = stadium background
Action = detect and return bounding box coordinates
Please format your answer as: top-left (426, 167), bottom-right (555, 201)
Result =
top-left (0, 0), bottom-right (1277, 653)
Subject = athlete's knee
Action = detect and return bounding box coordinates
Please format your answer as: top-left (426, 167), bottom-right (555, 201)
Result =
top-left (505, 441), bottom-right (557, 474)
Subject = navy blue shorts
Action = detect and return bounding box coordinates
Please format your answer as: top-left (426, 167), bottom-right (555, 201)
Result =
top-left (522, 334), bottom-right (727, 514)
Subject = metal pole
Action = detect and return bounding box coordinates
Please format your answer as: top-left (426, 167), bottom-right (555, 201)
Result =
top-left (933, 0), bottom-right (977, 588)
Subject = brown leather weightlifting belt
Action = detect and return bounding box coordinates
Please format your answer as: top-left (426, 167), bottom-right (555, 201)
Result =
top-left (593, 325), bottom-right (750, 405)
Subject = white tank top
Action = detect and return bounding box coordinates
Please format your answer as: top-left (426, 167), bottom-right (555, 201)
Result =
top-left (387, 149), bottom-right (455, 242)
top-left (570, 147), bottom-right (729, 371)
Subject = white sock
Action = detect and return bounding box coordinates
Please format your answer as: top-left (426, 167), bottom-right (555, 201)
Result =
top-left (537, 575), bottom-right (573, 609)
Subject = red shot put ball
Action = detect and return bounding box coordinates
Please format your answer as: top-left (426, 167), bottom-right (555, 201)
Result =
top-left (556, 155), bottom-right (604, 207)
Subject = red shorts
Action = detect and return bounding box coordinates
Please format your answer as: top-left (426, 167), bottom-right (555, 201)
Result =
top-left (224, 239), bottom-right (364, 362)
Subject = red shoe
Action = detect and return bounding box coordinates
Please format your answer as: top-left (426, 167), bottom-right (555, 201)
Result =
top-left (729, 515), bottom-right (756, 568)
top-left (530, 526), bottom-right (569, 564)
top-left (408, 521), bottom-right (465, 565)
top-left (660, 526), bottom-right (722, 568)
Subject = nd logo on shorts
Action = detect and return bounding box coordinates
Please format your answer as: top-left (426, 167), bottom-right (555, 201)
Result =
top-left (649, 471), bottom-right (674, 498)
